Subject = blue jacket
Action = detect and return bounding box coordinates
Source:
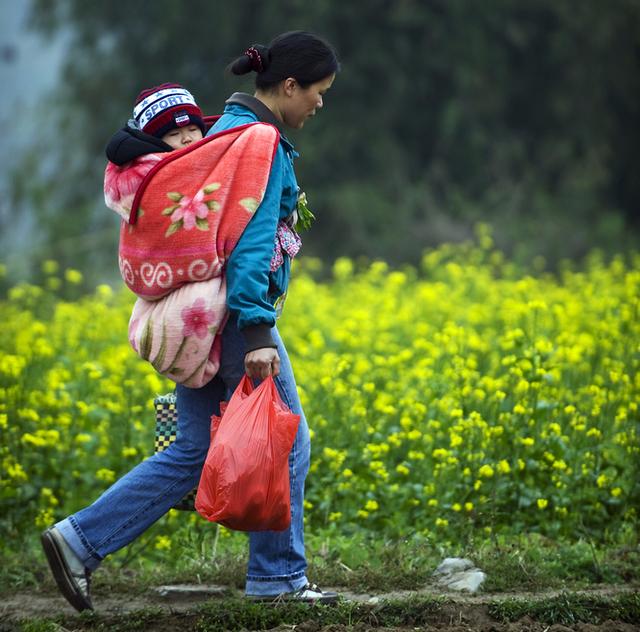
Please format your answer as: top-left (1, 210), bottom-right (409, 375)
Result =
top-left (208, 94), bottom-right (299, 352)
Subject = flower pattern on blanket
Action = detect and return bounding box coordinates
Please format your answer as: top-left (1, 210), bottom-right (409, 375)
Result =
top-left (163, 184), bottom-right (221, 236)
top-left (104, 154), bottom-right (161, 223)
top-left (129, 278), bottom-right (227, 387)
top-left (109, 125), bottom-right (278, 301)
top-left (182, 297), bottom-right (217, 339)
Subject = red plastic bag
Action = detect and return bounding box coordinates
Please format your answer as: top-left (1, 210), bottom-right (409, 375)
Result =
top-left (195, 375), bottom-right (301, 531)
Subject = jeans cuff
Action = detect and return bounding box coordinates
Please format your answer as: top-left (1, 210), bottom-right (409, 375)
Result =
top-left (245, 572), bottom-right (308, 596)
top-left (55, 517), bottom-right (104, 572)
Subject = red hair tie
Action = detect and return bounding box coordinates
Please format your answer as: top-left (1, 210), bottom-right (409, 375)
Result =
top-left (244, 47), bottom-right (264, 73)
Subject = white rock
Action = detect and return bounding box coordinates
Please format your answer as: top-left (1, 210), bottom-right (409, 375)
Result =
top-left (439, 570), bottom-right (486, 593)
top-left (433, 557), bottom-right (474, 575)
top-left (432, 557), bottom-right (486, 593)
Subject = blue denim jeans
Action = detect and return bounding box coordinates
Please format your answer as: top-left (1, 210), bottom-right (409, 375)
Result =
top-left (55, 314), bottom-right (311, 596)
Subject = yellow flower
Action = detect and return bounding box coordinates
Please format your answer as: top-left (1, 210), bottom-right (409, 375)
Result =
top-left (364, 500), bottom-right (379, 512)
top-left (96, 468), bottom-right (116, 483)
top-left (64, 269), bottom-right (83, 284)
top-left (40, 488), bottom-right (59, 506)
top-left (0, 354), bottom-right (27, 378)
top-left (435, 518), bottom-right (449, 528)
top-left (22, 433), bottom-right (46, 447)
top-left (42, 260), bottom-right (59, 275)
top-left (96, 284), bottom-right (113, 299)
top-left (35, 509), bottom-right (54, 529)
top-left (478, 464), bottom-right (494, 478)
top-left (548, 422), bottom-right (562, 435)
top-left (2, 242), bottom-right (638, 550)
top-left (537, 498), bottom-right (548, 510)
top-left (155, 536), bottom-right (171, 550)
top-left (333, 257), bottom-right (354, 280)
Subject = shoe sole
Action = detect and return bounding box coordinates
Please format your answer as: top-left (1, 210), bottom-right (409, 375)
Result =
top-left (41, 529), bottom-right (93, 612)
top-left (247, 594), bottom-right (339, 604)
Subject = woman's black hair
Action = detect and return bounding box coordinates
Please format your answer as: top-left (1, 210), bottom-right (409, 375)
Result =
top-left (228, 31), bottom-right (339, 89)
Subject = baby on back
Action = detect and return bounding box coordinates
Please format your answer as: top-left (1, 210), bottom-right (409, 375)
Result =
top-left (103, 83), bottom-right (280, 388)
top-left (104, 83), bottom-right (206, 222)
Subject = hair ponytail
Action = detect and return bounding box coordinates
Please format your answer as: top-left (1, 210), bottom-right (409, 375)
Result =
top-left (228, 31), bottom-right (339, 89)
top-left (228, 44), bottom-right (270, 75)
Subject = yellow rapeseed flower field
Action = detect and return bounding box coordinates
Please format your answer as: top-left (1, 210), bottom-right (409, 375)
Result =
top-left (1, 233), bottom-right (638, 545)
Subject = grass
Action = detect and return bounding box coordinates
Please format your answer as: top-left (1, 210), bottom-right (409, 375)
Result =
top-left (296, 531), bottom-right (640, 594)
top-left (2, 529), bottom-right (639, 597)
top-left (471, 535), bottom-right (640, 592)
top-left (10, 592), bottom-right (640, 631)
top-left (488, 591), bottom-right (640, 625)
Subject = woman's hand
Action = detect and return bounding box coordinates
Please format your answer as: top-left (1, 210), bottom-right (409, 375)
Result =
top-left (245, 347), bottom-right (280, 380)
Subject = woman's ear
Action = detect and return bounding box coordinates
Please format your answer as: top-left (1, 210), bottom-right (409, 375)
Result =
top-left (283, 77), bottom-right (297, 97)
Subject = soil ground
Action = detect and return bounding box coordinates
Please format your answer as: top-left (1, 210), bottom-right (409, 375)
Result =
top-left (1, 584), bottom-right (638, 631)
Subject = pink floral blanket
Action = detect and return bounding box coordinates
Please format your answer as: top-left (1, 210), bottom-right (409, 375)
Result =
top-left (104, 123), bottom-right (280, 387)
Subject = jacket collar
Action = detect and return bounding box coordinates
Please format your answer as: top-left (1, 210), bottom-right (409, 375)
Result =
top-left (225, 92), bottom-right (294, 150)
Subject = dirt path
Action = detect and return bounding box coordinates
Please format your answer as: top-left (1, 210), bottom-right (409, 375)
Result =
top-left (1, 584), bottom-right (638, 631)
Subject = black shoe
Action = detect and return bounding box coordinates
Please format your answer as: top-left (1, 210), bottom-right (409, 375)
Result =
top-left (41, 527), bottom-right (93, 612)
top-left (248, 582), bottom-right (339, 604)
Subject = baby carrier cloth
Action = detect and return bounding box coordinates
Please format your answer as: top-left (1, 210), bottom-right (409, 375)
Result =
top-left (104, 122), bottom-right (280, 387)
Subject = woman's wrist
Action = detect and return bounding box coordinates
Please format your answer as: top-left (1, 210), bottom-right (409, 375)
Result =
top-left (242, 323), bottom-right (277, 353)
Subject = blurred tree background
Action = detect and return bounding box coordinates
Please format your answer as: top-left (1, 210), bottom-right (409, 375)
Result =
top-left (2, 0), bottom-right (639, 287)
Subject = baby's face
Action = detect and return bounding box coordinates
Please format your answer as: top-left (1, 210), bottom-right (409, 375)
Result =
top-left (161, 125), bottom-right (203, 150)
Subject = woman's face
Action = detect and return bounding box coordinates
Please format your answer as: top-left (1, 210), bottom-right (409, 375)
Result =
top-left (282, 74), bottom-right (335, 129)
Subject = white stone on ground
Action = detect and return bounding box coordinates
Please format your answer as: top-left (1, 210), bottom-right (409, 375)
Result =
top-left (433, 557), bottom-right (486, 593)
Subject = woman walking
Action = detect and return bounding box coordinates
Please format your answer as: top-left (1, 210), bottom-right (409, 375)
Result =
top-left (41, 31), bottom-right (339, 611)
